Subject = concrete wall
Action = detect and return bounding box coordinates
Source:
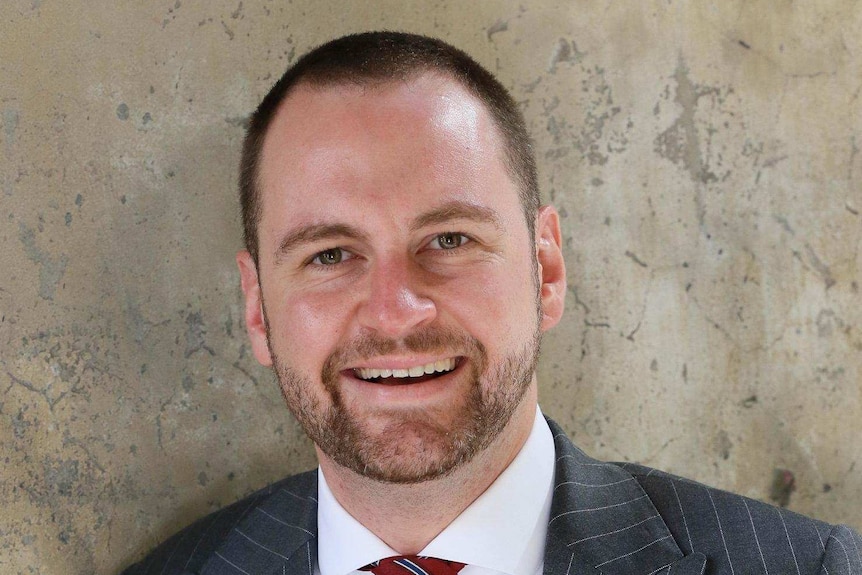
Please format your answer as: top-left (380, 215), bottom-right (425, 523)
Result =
top-left (1, 1), bottom-right (859, 573)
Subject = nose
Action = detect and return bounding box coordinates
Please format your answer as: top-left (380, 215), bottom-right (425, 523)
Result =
top-left (356, 258), bottom-right (437, 338)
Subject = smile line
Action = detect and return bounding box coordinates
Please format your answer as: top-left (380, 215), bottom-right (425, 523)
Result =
top-left (353, 358), bottom-right (458, 381)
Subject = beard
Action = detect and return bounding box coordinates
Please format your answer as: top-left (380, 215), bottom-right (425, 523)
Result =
top-left (269, 323), bottom-right (542, 484)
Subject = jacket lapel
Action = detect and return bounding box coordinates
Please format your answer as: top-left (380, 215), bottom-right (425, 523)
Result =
top-left (202, 470), bottom-right (319, 575)
top-left (544, 419), bottom-right (706, 575)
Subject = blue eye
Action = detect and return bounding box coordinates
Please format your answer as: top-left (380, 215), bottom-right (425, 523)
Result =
top-left (312, 248), bottom-right (346, 265)
top-left (430, 233), bottom-right (468, 250)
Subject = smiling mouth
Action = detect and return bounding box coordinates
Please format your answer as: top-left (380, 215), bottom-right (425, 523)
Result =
top-left (351, 358), bottom-right (460, 385)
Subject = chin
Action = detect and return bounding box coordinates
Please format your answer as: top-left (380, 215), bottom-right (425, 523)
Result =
top-left (323, 410), bottom-right (481, 484)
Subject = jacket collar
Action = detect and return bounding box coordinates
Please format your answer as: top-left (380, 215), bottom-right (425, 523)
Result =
top-left (202, 470), bottom-right (318, 575)
top-left (543, 418), bottom-right (705, 575)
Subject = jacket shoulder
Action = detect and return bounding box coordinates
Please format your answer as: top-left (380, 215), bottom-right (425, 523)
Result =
top-left (118, 470), bottom-right (317, 575)
top-left (617, 461), bottom-right (862, 574)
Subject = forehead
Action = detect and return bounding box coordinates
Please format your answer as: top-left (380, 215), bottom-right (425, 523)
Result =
top-left (298, 72), bottom-right (485, 130)
top-left (256, 73), bottom-right (518, 233)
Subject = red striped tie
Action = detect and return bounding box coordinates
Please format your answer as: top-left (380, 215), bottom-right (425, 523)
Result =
top-left (360, 555), bottom-right (466, 575)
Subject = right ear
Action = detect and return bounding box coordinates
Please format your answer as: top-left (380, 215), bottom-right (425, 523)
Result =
top-left (236, 250), bottom-right (273, 367)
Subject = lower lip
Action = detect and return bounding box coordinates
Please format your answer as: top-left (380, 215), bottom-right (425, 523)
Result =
top-left (340, 359), bottom-right (467, 404)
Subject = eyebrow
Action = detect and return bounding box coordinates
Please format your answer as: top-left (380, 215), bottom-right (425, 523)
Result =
top-left (409, 201), bottom-right (504, 232)
top-left (275, 223), bottom-right (370, 262)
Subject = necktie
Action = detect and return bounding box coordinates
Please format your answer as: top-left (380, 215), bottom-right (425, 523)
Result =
top-left (360, 555), bottom-right (466, 575)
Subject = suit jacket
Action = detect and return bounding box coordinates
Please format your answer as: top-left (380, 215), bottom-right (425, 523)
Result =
top-left (121, 418), bottom-right (862, 575)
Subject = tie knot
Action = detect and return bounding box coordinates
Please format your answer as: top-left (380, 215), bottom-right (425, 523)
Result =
top-left (360, 555), bottom-right (466, 575)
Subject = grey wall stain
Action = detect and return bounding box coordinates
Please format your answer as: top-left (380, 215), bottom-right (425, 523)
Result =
top-left (654, 58), bottom-right (719, 186)
top-left (12, 406), bottom-right (33, 440)
top-left (803, 243), bottom-right (836, 289)
top-left (816, 309), bottom-right (842, 338)
top-left (6, 324), bottom-right (120, 415)
top-left (716, 430), bottom-right (733, 460)
top-left (487, 19), bottom-right (508, 40)
top-left (17, 222), bottom-right (68, 301)
top-left (770, 468), bottom-right (796, 507)
top-left (541, 62), bottom-right (626, 166)
top-left (3, 108), bottom-right (20, 148)
top-left (182, 374), bottom-right (195, 392)
top-left (116, 103), bottom-right (129, 120)
top-left (124, 297), bottom-right (171, 344)
top-left (548, 38), bottom-right (585, 72)
top-left (221, 20), bottom-right (235, 40)
top-left (43, 458), bottom-right (80, 497)
top-left (5, 369), bottom-right (68, 411)
top-left (577, 67), bottom-right (623, 166)
top-left (184, 309), bottom-right (215, 357)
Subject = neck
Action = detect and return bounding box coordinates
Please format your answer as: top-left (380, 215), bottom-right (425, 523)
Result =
top-left (317, 385), bottom-right (538, 554)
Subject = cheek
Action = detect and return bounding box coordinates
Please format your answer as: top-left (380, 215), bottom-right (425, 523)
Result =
top-left (446, 259), bottom-right (537, 338)
top-left (266, 289), bottom-right (352, 358)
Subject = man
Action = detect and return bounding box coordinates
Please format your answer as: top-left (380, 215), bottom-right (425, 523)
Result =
top-left (122, 32), bottom-right (861, 575)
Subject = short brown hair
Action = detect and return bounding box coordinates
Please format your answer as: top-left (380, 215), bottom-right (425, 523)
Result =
top-left (239, 31), bottom-right (539, 263)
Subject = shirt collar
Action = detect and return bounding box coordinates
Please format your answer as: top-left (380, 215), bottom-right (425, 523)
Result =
top-left (317, 405), bottom-right (555, 575)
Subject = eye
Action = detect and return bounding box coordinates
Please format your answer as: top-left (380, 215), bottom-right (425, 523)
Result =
top-left (429, 233), bottom-right (469, 250)
top-left (311, 248), bottom-right (349, 265)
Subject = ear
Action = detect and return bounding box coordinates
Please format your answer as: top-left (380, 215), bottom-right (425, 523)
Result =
top-left (236, 250), bottom-right (273, 367)
top-left (535, 205), bottom-right (566, 332)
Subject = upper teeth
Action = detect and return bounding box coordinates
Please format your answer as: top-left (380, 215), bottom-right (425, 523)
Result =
top-left (355, 358), bottom-right (456, 380)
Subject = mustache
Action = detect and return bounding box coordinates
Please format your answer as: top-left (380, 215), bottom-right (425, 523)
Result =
top-left (321, 326), bottom-right (486, 382)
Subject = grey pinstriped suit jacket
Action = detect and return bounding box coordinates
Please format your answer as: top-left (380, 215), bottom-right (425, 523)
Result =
top-left (121, 418), bottom-right (862, 575)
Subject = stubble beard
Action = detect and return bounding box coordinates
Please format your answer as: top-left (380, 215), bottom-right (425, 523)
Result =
top-left (269, 323), bottom-right (542, 484)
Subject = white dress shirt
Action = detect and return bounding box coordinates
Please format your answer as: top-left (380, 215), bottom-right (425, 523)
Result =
top-left (317, 406), bottom-right (555, 575)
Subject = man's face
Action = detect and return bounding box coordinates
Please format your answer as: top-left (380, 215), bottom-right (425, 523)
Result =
top-left (238, 74), bottom-right (565, 483)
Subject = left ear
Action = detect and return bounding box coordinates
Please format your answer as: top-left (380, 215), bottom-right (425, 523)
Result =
top-left (535, 205), bottom-right (566, 332)
top-left (237, 250), bottom-right (274, 367)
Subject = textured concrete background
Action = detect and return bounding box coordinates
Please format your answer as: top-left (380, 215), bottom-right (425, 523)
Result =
top-left (1, 1), bottom-right (860, 573)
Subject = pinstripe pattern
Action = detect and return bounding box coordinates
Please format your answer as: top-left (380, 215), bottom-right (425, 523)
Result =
top-left (619, 456), bottom-right (862, 575)
top-left (120, 417), bottom-right (861, 575)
